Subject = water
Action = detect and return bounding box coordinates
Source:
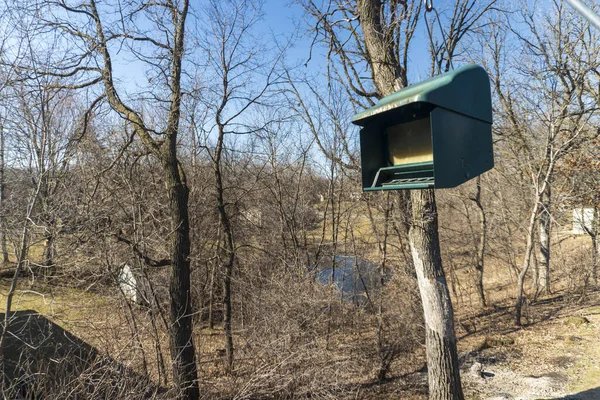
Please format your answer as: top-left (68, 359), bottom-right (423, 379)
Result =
top-left (315, 256), bottom-right (380, 304)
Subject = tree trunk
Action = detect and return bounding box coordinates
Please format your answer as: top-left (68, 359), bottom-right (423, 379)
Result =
top-left (207, 239), bottom-right (219, 330)
top-left (593, 206), bottom-right (599, 285)
top-left (42, 231), bottom-right (55, 278)
top-left (517, 148), bottom-right (555, 325)
top-left (537, 184), bottom-right (551, 295)
top-left (214, 126), bottom-right (235, 374)
top-left (88, 0), bottom-right (199, 397)
top-left (409, 190), bottom-right (464, 400)
top-left (473, 176), bottom-right (487, 308)
top-left (376, 193), bottom-right (391, 381)
top-left (163, 143), bottom-right (199, 400)
top-left (207, 271), bottom-right (215, 329)
top-left (355, 1), bottom-right (464, 397)
top-left (220, 219), bottom-right (234, 374)
top-left (516, 193), bottom-right (541, 326)
top-left (0, 122), bottom-right (7, 264)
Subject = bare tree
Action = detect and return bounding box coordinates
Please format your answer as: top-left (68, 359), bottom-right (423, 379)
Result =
top-left (196, 0), bottom-right (285, 373)
top-left (472, 176), bottom-right (487, 307)
top-left (560, 137), bottom-right (600, 285)
top-left (483, 1), bottom-right (600, 323)
top-left (514, 1), bottom-right (598, 322)
top-left (295, 0), bottom-right (474, 396)
top-left (36, 0), bottom-right (200, 397)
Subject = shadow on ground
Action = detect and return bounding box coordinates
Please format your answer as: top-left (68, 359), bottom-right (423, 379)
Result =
top-left (458, 288), bottom-right (600, 341)
top-left (557, 387), bottom-right (600, 399)
top-left (0, 310), bottom-right (162, 399)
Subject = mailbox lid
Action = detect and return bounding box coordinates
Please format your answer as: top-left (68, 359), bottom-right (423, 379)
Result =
top-left (352, 64), bottom-right (492, 126)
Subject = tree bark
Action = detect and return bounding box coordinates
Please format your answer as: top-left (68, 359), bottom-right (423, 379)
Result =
top-left (357, 1), bottom-right (406, 93)
top-left (410, 190), bottom-right (464, 400)
top-left (163, 139), bottom-right (199, 400)
top-left (537, 183), bottom-right (551, 295)
top-left (356, 1), bottom-right (464, 397)
top-left (473, 176), bottom-right (487, 308)
top-left (0, 121), bottom-right (7, 264)
top-left (214, 126), bottom-right (235, 374)
top-left (592, 206), bottom-right (599, 285)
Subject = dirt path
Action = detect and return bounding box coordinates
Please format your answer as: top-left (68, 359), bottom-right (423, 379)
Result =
top-left (460, 303), bottom-right (600, 399)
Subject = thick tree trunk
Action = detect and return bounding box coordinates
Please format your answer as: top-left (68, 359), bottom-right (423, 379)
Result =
top-left (164, 144), bottom-right (199, 400)
top-left (356, 1), bottom-right (406, 93)
top-left (90, 0), bottom-right (199, 397)
top-left (537, 184), bottom-right (551, 295)
top-left (410, 190), bottom-right (464, 400)
top-left (356, 1), bottom-right (464, 397)
top-left (473, 176), bottom-right (487, 308)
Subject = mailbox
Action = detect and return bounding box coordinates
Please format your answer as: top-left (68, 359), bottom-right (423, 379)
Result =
top-left (352, 64), bottom-right (494, 191)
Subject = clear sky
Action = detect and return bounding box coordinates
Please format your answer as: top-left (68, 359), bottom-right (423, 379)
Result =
top-left (256, 0), bottom-right (464, 84)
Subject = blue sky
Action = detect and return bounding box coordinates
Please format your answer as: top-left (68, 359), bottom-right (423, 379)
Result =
top-left (257, 0), bottom-right (464, 84)
top-left (109, 0), bottom-right (516, 101)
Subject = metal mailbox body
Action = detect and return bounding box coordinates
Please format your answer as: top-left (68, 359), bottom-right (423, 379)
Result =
top-left (352, 64), bottom-right (494, 191)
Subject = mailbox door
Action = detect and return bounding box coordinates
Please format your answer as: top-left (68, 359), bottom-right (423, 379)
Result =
top-left (430, 107), bottom-right (494, 188)
top-left (360, 125), bottom-right (386, 190)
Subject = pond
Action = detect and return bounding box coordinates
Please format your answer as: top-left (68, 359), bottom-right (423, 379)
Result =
top-left (315, 256), bottom-right (382, 305)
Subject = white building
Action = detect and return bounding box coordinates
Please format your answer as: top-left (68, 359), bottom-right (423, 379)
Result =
top-left (118, 264), bottom-right (138, 303)
top-left (572, 207), bottom-right (594, 235)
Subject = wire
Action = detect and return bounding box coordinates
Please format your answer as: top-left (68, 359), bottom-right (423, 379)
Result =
top-left (434, 8), bottom-right (455, 71)
top-left (424, 11), bottom-right (440, 73)
top-left (423, 1), bottom-right (454, 74)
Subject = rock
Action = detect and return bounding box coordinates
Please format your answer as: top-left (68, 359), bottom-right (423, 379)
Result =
top-left (471, 362), bottom-right (484, 377)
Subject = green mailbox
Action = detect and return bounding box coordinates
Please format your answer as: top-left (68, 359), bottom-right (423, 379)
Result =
top-left (352, 64), bottom-right (494, 191)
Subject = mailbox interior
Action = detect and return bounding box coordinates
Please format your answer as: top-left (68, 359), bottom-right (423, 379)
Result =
top-left (361, 102), bottom-right (436, 191)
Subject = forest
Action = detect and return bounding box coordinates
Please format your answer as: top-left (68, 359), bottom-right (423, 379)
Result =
top-left (0, 0), bottom-right (599, 399)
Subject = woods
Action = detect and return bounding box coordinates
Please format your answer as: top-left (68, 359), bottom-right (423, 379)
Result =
top-left (0, 0), bottom-right (600, 399)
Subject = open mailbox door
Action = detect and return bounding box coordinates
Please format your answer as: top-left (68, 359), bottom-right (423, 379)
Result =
top-left (352, 64), bottom-right (494, 191)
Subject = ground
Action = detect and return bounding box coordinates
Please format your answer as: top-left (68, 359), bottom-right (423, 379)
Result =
top-left (460, 298), bottom-right (600, 399)
top-left (1, 234), bottom-right (599, 399)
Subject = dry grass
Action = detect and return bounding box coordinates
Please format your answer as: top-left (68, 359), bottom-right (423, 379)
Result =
top-left (1, 227), bottom-right (599, 399)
